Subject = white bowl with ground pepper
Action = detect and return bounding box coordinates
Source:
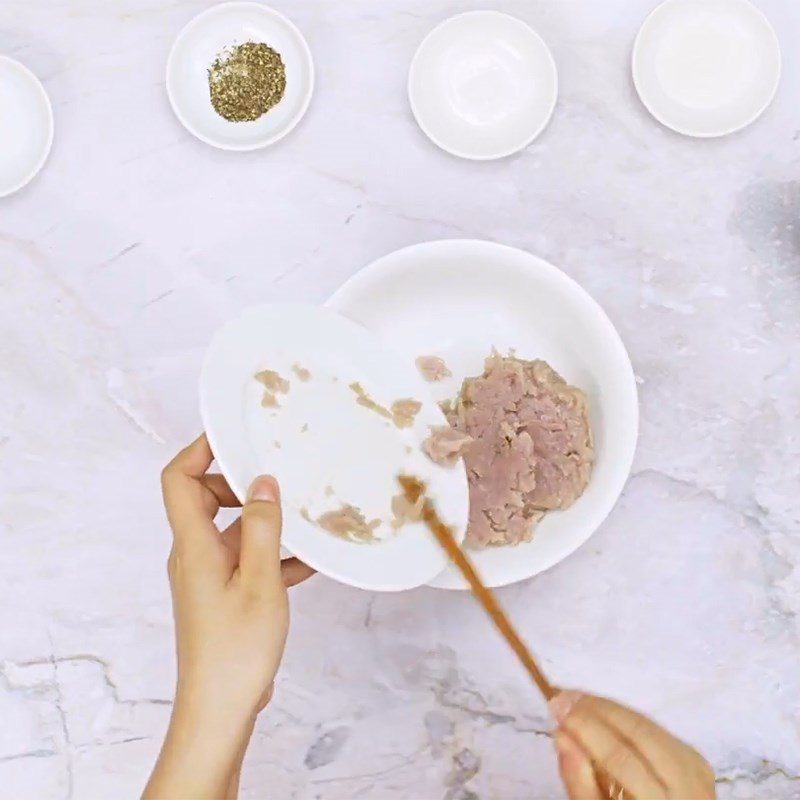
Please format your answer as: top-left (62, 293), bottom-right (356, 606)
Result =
top-left (166, 2), bottom-right (314, 151)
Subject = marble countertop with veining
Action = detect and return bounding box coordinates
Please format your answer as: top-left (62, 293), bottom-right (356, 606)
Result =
top-left (1, 0), bottom-right (799, 798)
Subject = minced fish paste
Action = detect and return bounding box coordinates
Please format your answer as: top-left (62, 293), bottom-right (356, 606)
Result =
top-left (428, 353), bottom-right (594, 548)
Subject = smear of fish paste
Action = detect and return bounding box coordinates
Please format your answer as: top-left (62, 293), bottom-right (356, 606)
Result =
top-left (416, 355), bottom-right (452, 382)
top-left (292, 363), bottom-right (312, 382)
top-left (315, 504), bottom-right (381, 543)
top-left (390, 490), bottom-right (425, 530)
top-left (391, 399), bottom-right (422, 429)
top-left (255, 369), bottom-right (290, 408)
top-left (262, 392), bottom-right (280, 408)
top-left (349, 382), bottom-right (422, 429)
top-left (255, 369), bottom-right (290, 393)
top-left (422, 426), bottom-right (473, 466)
top-left (304, 487), bottom-right (423, 541)
top-left (349, 382), bottom-right (393, 420)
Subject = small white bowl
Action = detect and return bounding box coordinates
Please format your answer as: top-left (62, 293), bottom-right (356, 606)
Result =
top-left (408, 11), bottom-right (558, 160)
top-left (200, 303), bottom-right (469, 592)
top-left (633, 0), bottom-right (781, 138)
top-left (327, 241), bottom-right (639, 590)
top-left (166, 2), bottom-right (314, 151)
top-left (0, 56), bottom-right (53, 198)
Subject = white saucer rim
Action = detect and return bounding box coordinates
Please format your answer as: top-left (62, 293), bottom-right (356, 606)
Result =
top-left (165, 0), bottom-right (315, 152)
top-left (631, 0), bottom-right (782, 139)
top-left (407, 10), bottom-right (558, 161)
top-left (0, 55), bottom-right (54, 198)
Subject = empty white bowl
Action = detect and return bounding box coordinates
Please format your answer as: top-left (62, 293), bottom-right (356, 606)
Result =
top-left (633, 0), bottom-right (781, 138)
top-left (408, 11), bottom-right (558, 160)
top-left (328, 240), bottom-right (639, 590)
top-left (166, 2), bottom-right (314, 151)
top-left (0, 56), bottom-right (53, 198)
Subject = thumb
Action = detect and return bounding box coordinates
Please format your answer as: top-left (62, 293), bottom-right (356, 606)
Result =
top-left (240, 475), bottom-right (283, 589)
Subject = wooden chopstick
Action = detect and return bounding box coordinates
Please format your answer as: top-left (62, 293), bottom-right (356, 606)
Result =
top-left (398, 475), bottom-right (627, 800)
top-left (398, 475), bottom-right (556, 701)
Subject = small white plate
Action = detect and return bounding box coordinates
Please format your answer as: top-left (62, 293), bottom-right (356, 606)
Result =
top-left (167, 2), bottom-right (314, 151)
top-left (0, 56), bottom-right (53, 198)
top-left (632, 0), bottom-right (781, 138)
top-left (200, 303), bottom-right (469, 592)
top-left (327, 241), bottom-right (638, 590)
top-left (408, 11), bottom-right (558, 160)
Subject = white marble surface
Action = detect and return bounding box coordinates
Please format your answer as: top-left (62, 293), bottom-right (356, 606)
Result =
top-left (1, 0), bottom-right (799, 798)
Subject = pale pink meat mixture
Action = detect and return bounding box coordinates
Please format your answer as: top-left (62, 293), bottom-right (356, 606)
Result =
top-left (438, 354), bottom-right (594, 548)
top-left (313, 504), bottom-right (380, 543)
top-left (391, 398), bottom-right (422, 429)
top-left (416, 355), bottom-right (452, 382)
top-left (422, 426), bottom-right (473, 467)
top-left (390, 491), bottom-right (425, 530)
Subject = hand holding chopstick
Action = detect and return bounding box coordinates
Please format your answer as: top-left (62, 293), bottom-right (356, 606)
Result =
top-left (398, 476), bottom-right (717, 800)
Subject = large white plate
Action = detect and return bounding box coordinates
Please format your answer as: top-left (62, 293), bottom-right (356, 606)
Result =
top-left (200, 303), bottom-right (469, 592)
top-left (327, 241), bottom-right (638, 590)
top-left (408, 11), bottom-right (557, 160)
top-left (632, 0), bottom-right (781, 138)
top-left (167, 2), bottom-right (314, 151)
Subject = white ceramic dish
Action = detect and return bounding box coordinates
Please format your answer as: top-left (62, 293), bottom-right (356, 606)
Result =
top-left (0, 56), bottom-right (53, 198)
top-left (632, 0), bottom-right (781, 138)
top-left (166, 2), bottom-right (313, 151)
top-left (408, 11), bottom-right (558, 160)
top-left (327, 240), bottom-right (638, 590)
top-left (200, 303), bottom-right (469, 592)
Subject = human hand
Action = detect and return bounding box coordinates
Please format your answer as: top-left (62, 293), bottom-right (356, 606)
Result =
top-left (551, 691), bottom-right (716, 800)
top-left (144, 434), bottom-right (314, 799)
top-left (162, 434), bottom-right (313, 722)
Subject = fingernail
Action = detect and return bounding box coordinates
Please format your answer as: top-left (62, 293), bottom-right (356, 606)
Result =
top-left (549, 690), bottom-right (583, 724)
top-left (248, 475), bottom-right (279, 503)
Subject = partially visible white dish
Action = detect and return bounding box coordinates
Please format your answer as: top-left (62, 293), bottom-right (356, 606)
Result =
top-left (0, 56), bottom-right (53, 198)
top-left (327, 241), bottom-right (639, 590)
top-left (408, 11), bottom-right (558, 160)
top-left (200, 303), bottom-right (469, 592)
top-left (632, 0), bottom-right (781, 138)
top-left (167, 2), bottom-right (314, 151)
